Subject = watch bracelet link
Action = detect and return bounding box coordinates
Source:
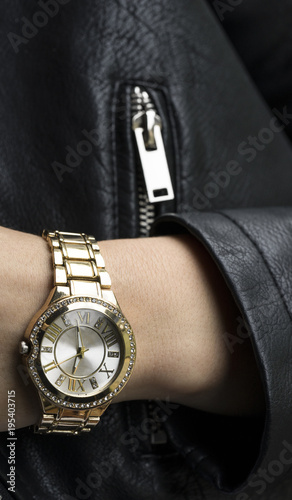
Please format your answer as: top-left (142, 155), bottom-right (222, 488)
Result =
top-left (37, 406), bottom-right (104, 435)
top-left (43, 230), bottom-right (117, 305)
top-left (36, 230), bottom-right (114, 435)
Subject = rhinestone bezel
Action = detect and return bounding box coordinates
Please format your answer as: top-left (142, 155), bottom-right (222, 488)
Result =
top-left (25, 296), bottom-right (136, 409)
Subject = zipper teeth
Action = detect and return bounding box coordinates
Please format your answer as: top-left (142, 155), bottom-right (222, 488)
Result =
top-left (131, 86), bottom-right (155, 114)
top-left (131, 86), bottom-right (156, 238)
top-left (138, 185), bottom-right (155, 237)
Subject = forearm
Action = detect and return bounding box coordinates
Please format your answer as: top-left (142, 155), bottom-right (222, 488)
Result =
top-left (99, 236), bottom-right (264, 414)
top-left (0, 226), bottom-right (264, 431)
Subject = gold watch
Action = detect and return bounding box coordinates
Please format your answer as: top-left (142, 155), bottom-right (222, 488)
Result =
top-left (19, 231), bottom-right (136, 435)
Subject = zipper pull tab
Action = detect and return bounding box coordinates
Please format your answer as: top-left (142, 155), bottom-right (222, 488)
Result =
top-left (132, 86), bottom-right (175, 204)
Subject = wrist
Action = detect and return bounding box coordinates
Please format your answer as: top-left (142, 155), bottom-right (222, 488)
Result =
top-left (0, 226), bottom-right (52, 429)
top-left (98, 235), bottom-right (210, 403)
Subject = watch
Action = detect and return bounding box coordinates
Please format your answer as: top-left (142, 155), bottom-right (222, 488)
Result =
top-left (19, 231), bottom-right (136, 435)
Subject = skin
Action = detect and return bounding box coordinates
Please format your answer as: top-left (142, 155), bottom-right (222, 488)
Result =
top-left (0, 226), bottom-right (265, 431)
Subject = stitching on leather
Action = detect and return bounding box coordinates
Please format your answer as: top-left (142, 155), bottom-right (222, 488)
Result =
top-left (217, 210), bottom-right (292, 324)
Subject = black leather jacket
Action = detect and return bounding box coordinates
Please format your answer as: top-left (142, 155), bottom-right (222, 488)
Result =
top-left (0, 0), bottom-right (292, 498)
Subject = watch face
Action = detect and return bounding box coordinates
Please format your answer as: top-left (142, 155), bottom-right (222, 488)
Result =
top-left (25, 297), bottom-right (136, 409)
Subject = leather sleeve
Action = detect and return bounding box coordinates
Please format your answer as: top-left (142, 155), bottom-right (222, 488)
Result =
top-left (151, 207), bottom-right (292, 495)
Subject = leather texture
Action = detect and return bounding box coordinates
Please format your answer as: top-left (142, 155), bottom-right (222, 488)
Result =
top-left (0, 0), bottom-right (292, 498)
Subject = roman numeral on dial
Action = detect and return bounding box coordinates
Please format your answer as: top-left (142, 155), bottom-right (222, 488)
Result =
top-left (68, 378), bottom-right (85, 392)
top-left (77, 311), bottom-right (90, 324)
top-left (100, 362), bottom-right (114, 379)
top-left (44, 322), bottom-right (62, 343)
top-left (101, 323), bottom-right (117, 348)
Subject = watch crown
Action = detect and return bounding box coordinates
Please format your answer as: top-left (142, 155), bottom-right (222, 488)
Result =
top-left (19, 340), bottom-right (29, 355)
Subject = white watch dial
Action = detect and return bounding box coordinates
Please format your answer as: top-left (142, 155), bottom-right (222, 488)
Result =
top-left (40, 309), bottom-right (122, 397)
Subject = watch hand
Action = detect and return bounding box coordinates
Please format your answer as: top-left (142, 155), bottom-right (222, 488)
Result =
top-left (72, 348), bottom-right (82, 375)
top-left (45, 349), bottom-right (89, 372)
top-left (72, 355), bottom-right (81, 375)
top-left (59, 349), bottom-right (89, 366)
top-left (72, 324), bottom-right (81, 374)
top-left (76, 321), bottom-right (82, 348)
top-left (71, 322), bottom-right (87, 374)
top-left (77, 321), bottom-right (86, 359)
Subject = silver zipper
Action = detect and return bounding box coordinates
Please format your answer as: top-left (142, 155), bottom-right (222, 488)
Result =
top-left (131, 86), bottom-right (174, 237)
